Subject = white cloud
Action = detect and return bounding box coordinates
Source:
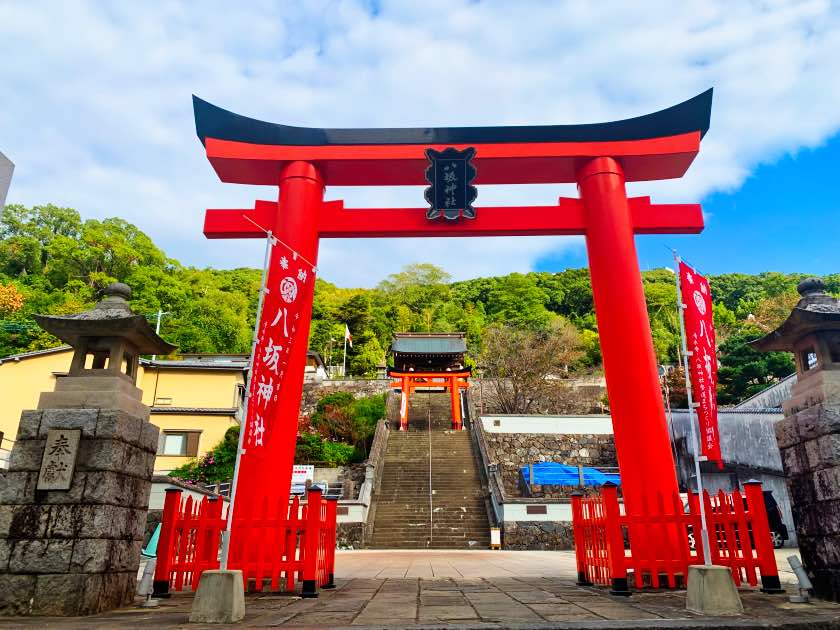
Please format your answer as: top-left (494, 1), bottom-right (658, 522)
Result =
top-left (1, 0), bottom-right (839, 286)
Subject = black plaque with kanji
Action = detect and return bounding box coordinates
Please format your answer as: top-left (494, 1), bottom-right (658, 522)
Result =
top-left (424, 147), bottom-right (477, 220)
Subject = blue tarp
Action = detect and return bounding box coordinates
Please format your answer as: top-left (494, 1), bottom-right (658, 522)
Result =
top-left (521, 462), bottom-right (621, 486)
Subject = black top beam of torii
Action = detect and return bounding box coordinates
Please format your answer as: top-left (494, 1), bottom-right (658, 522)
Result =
top-left (193, 89), bottom-right (712, 148)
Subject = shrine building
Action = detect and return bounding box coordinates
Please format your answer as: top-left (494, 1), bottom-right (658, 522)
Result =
top-left (388, 333), bottom-right (470, 432)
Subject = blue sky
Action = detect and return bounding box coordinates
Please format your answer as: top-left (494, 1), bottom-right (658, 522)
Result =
top-left (1, 1), bottom-right (839, 286)
top-left (535, 132), bottom-right (840, 276)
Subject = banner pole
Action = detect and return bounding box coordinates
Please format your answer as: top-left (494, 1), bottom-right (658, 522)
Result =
top-left (219, 230), bottom-right (274, 571)
top-left (673, 251), bottom-right (712, 566)
top-left (343, 333), bottom-right (347, 377)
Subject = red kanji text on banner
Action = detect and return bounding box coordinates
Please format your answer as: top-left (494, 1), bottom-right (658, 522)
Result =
top-left (678, 261), bottom-right (723, 469)
top-left (245, 240), bottom-right (317, 452)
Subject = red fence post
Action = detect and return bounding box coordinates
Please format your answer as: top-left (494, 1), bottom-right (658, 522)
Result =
top-left (323, 497), bottom-right (338, 589)
top-left (153, 488), bottom-right (182, 598)
top-left (743, 481), bottom-right (783, 593)
top-left (302, 487), bottom-right (322, 598)
top-left (570, 491), bottom-right (593, 586)
top-left (601, 482), bottom-right (631, 596)
top-left (194, 496), bottom-right (224, 588)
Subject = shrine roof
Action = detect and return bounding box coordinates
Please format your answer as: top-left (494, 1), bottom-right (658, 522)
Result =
top-left (391, 333), bottom-right (467, 355)
top-left (751, 278), bottom-right (840, 352)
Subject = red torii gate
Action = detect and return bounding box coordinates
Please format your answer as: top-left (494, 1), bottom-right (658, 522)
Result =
top-left (390, 370), bottom-right (471, 432)
top-left (193, 89), bottom-right (713, 544)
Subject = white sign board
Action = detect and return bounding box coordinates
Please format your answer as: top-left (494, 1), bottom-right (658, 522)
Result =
top-left (490, 527), bottom-right (501, 549)
top-left (290, 464), bottom-right (315, 495)
top-left (292, 465), bottom-right (314, 484)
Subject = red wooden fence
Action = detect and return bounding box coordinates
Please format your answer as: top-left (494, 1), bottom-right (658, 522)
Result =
top-left (571, 481), bottom-right (782, 595)
top-left (153, 487), bottom-right (337, 598)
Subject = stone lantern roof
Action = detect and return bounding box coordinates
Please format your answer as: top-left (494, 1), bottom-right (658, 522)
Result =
top-left (34, 282), bottom-right (175, 356)
top-left (750, 278), bottom-right (840, 352)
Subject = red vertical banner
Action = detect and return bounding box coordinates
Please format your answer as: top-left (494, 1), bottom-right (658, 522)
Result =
top-left (678, 261), bottom-right (723, 469)
top-left (244, 238), bottom-right (317, 453)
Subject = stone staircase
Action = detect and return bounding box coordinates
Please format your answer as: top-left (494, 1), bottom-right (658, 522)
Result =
top-left (369, 391), bottom-right (490, 549)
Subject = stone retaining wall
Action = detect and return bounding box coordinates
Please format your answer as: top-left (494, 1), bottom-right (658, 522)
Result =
top-left (502, 521), bottom-right (575, 550)
top-left (336, 522), bottom-right (365, 549)
top-left (300, 379), bottom-right (392, 418)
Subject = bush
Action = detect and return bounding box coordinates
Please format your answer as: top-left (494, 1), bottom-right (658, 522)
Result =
top-left (294, 431), bottom-right (360, 466)
top-left (169, 391), bottom-right (386, 477)
top-left (170, 425), bottom-right (239, 484)
top-left (309, 392), bottom-right (385, 455)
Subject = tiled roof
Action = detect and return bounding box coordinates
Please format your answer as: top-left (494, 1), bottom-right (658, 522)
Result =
top-left (391, 334), bottom-right (466, 354)
top-left (0, 345), bottom-right (72, 364)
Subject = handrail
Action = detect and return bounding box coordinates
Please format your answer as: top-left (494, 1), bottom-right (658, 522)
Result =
top-left (469, 397), bottom-right (506, 526)
top-left (362, 416), bottom-right (390, 543)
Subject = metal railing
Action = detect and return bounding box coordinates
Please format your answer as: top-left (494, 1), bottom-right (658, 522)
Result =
top-left (469, 395), bottom-right (506, 526)
top-left (362, 418), bottom-right (390, 544)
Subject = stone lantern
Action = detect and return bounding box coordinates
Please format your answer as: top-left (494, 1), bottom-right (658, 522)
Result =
top-left (33, 282), bottom-right (175, 414)
top-left (0, 283), bottom-right (175, 616)
top-left (751, 278), bottom-right (840, 602)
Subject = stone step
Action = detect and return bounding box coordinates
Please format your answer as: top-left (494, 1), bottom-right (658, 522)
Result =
top-left (371, 531), bottom-right (491, 536)
top-left (370, 513), bottom-right (488, 520)
top-left (368, 544), bottom-right (490, 548)
top-left (369, 539), bottom-right (490, 544)
top-left (371, 389), bottom-right (489, 550)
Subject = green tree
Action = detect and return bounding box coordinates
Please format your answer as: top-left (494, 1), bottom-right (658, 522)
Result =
top-left (348, 330), bottom-right (384, 376)
top-left (486, 273), bottom-right (552, 330)
top-left (377, 263), bottom-right (451, 311)
top-left (481, 319), bottom-right (584, 414)
top-left (717, 327), bottom-right (795, 404)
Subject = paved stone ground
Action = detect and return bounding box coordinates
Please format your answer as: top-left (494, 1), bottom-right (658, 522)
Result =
top-left (1, 550), bottom-right (838, 629)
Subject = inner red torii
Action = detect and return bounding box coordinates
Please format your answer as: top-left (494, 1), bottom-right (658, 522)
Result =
top-left (193, 89), bottom-right (713, 548)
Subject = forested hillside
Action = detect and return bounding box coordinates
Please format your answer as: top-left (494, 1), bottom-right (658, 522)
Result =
top-left (3, 204), bottom-right (833, 404)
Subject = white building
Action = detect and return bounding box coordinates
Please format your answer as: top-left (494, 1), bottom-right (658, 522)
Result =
top-left (0, 150), bottom-right (13, 208)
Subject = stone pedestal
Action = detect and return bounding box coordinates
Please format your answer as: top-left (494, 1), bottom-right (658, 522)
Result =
top-left (189, 570), bottom-right (245, 624)
top-left (0, 376), bottom-right (159, 616)
top-left (776, 370), bottom-right (840, 602)
top-left (685, 565), bottom-right (743, 616)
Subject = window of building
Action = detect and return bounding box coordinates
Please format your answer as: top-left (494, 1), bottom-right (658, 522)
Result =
top-left (158, 431), bottom-right (200, 456)
top-left (801, 347), bottom-right (818, 371)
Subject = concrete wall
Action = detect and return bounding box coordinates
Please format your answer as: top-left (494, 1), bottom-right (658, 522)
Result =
top-left (481, 415), bottom-right (613, 434)
top-left (501, 502), bottom-right (572, 521)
